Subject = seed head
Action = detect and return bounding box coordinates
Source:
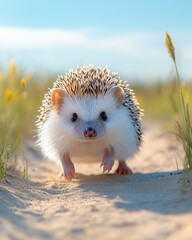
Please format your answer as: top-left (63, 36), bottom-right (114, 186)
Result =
top-left (165, 32), bottom-right (176, 62)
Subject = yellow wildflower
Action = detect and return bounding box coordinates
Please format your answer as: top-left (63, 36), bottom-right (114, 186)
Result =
top-left (5, 89), bottom-right (13, 101)
top-left (20, 78), bottom-right (26, 89)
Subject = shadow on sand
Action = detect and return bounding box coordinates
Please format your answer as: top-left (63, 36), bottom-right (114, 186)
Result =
top-left (0, 187), bottom-right (56, 239)
top-left (75, 170), bottom-right (192, 215)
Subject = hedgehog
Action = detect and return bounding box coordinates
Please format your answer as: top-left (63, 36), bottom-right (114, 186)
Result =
top-left (36, 66), bottom-right (143, 181)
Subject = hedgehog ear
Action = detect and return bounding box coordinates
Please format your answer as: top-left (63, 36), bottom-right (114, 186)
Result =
top-left (52, 88), bottom-right (65, 113)
top-left (108, 86), bottom-right (124, 107)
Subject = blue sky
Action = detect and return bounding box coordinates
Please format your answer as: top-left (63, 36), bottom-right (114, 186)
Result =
top-left (0, 0), bottom-right (192, 82)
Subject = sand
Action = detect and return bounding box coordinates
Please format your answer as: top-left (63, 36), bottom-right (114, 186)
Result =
top-left (0, 122), bottom-right (192, 240)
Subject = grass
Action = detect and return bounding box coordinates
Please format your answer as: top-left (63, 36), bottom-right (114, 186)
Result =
top-left (0, 62), bottom-right (52, 180)
top-left (0, 144), bottom-right (9, 181)
top-left (0, 62), bottom-right (28, 180)
top-left (133, 81), bottom-right (192, 120)
top-left (0, 63), bottom-right (34, 180)
top-left (165, 32), bottom-right (192, 170)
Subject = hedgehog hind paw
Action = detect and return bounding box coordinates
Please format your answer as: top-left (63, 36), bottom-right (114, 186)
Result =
top-left (116, 161), bottom-right (133, 175)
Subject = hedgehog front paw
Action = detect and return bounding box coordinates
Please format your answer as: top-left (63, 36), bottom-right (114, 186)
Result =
top-left (100, 148), bottom-right (114, 173)
top-left (58, 168), bottom-right (75, 182)
top-left (59, 153), bottom-right (75, 181)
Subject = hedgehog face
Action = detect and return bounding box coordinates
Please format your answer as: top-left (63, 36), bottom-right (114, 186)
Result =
top-left (52, 86), bottom-right (125, 142)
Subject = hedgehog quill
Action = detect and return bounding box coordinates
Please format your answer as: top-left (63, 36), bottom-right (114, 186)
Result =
top-left (36, 66), bottom-right (143, 181)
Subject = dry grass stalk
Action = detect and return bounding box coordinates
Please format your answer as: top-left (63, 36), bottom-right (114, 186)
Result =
top-left (165, 32), bottom-right (192, 170)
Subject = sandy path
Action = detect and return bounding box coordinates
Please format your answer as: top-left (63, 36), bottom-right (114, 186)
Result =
top-left (0, 122), bottom-right (192, 240)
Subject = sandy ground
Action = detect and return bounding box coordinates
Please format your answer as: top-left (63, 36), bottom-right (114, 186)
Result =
top-left (0, 122), bottom-right (192, 240)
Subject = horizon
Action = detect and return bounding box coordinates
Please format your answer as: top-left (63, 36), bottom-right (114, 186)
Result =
top-left (0, 0), bottom-right (192, 82)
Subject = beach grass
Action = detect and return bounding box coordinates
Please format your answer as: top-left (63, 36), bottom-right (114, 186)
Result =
top-left (0, 62), bottom-right (28, 179)
top-left (165, 32), bottom-right (192, 170)
top-left (0, 62), bottom-right (52, 180)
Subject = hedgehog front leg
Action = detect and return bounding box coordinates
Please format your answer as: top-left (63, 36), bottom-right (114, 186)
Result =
top-left (100, 148), bottom-right (115, 173)
top-left (116, 160), bottom-right (133, 175)
top-left (59, 153), bottom-right (75, 181)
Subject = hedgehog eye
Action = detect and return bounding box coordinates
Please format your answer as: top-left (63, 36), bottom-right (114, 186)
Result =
top-left (100, 111), bottom-right (107, 121)
top-left (71, 113), bottom-right (78, 122)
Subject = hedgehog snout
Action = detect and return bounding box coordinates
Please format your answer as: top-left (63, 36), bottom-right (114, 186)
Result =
top-left (84, 127), bottom-right (97, 138)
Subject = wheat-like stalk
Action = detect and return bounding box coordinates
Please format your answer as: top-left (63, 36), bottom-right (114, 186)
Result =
top-left (165, 32), bottom-right (176, 62)
top-left (165, 32), bottom-right (192, 170)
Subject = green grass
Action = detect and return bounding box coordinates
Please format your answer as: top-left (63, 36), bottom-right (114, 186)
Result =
top-left (0, 145), bottom-right (9, 181)
top-left (134, 79), bottom-right (192, 122)
top-left (166, 32), bottom-right (192, 170)
top-left (0, 63), bottom-right (26, 179)
top-left (0, 62), bottom-right (52, 180)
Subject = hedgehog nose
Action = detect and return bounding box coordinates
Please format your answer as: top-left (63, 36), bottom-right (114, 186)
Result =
top-left (84, 127), bottom-right (97, 138)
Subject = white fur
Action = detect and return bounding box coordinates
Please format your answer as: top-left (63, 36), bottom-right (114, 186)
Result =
top-left (37, 92), bottom-right (138, 166)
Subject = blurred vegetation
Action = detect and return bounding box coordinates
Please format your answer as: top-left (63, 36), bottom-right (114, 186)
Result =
top-left (0, 61), bottom-right (52, 180)
top-left (134, 80), bottom-right (192, 121)
top-left (0, 60), bottom-right (191, 180)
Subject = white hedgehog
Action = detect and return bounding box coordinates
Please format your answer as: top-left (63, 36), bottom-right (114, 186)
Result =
top-left (36, 66), bottom-right (143, 181)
